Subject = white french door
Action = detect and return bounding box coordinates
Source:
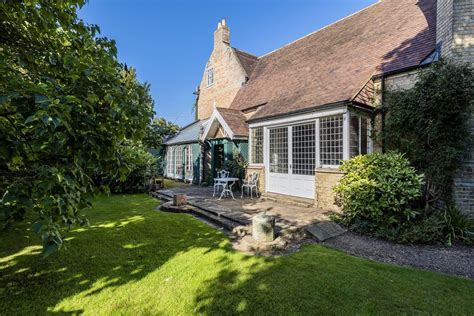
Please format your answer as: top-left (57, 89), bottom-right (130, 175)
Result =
top-left (266, 122), bottom-right (316, 199)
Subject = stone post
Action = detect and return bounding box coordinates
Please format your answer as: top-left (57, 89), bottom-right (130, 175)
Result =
top-left (252, 212), bottom-right (275, 242)
top-left (173, 194), bottom-right (187, 206)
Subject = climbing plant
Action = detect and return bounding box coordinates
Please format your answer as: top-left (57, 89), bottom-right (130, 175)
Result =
top-left (382, 60), bottom-right (473, 208)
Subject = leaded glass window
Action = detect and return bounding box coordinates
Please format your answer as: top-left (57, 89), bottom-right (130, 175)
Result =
top-left (269, 127), bottom-right (288, 173)
top-left (350, 115), bottom-right (370, 157)
top-left (319, 115), bottom-right (344, 166)
top-left (292, 123), bottom-right (316, 175)
top-left (251, 127), bottom-right (263, 164)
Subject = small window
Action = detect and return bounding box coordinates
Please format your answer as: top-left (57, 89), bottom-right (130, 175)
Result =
top-left (319, 115), bottom-right (344, 167)
top-left (251, 127), bottom-right (263, 164)
top-left (206, 67), bottom-right (214, 87)
top-left (350, 115), bottom-right (370, 157)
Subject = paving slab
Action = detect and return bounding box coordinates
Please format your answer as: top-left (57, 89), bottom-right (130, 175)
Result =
top-left (305, 221), bottom-right (347, 242)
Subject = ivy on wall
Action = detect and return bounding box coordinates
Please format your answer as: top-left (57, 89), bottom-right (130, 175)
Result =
top-left (382, 60), bottom-right (474, 208)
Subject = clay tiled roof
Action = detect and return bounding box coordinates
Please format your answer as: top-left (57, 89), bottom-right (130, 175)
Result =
top-left (233, 48), bottom-right (259, 77)
top-left (216, 107), bottom-right (249, 137)
top-left (231, 0), bottom-right (437, 121)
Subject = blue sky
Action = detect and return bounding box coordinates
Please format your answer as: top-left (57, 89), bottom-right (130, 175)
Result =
top-left (79, 0), bottom-right (376, 127)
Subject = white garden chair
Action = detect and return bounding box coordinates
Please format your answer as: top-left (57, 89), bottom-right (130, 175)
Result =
top-left (213, 170), bottom-right (229, 197)
top-left (241, 172), bottom-right (259, 199)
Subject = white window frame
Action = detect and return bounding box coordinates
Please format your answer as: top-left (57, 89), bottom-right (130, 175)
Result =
top-left (167, 146), bottom-right (175, 177)
top-left (175, 146), bottom-right (183, 179)
top-left (185, 144), bottom-right (193, 179)
top-left (206, 67), bottom-right (214, 87)
top-left (249, 127), bottom-right (264, 166)
top-left (254, 108), bottom-right (350, 174)
top-left (349, 112), bottom-right (373, 158)
top-left (318, 114), bottom-right (346, 169)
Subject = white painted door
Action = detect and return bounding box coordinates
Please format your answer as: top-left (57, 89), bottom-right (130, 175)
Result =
top-left (267, 126), bottom-right (291, 195)
top-left (266, 123), bottom-right (316, 199)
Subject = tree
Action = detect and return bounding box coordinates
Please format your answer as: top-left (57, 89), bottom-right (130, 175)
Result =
top-left (0, 0), bottom-right (154, 255)
top-left (383, 61), bottom-right (473, 208)
top-left (143, 117), bottom-right (179, 150)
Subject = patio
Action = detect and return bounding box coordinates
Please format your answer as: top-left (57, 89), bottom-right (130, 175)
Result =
top-left (155, 183), bottom-right (332, 234)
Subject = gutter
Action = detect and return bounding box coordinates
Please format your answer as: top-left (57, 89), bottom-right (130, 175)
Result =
top-left (246, 100), bottom-right (351, 124)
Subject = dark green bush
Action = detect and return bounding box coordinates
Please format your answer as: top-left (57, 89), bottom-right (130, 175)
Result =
top-left (334, 152), bottom-right (423, 226)
top-left (94, 143), bottom-right (158, 193)
top-left (333, 152), bottom-right (474, 245)
top-left (223, 151), bottom-right (248, 190)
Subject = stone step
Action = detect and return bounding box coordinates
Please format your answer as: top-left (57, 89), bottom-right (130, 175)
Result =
top-left (151, 191), bottom-right (172, 202)
top-left (187, 206), bottom-right (241, 231)
top-left (261, 193), bottom-right (314, 208)
top-left (188, 200), bottom-right (251, 226)
top-left (153, 192), bottom-right (245, 231)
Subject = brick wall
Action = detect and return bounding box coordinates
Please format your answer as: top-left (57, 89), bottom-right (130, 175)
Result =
top-left (246, 165), bottom-right (265, 194)
top-left (437, 0), bottom-right (474, 64)
top-left (437, 0), bottom-right (474, 216)
top-left (315, 168), bottom-right (344, 212)
top-left (197, 21), bottom-right (248, 120)
top-left (437, 0), bottom-right (455, 59)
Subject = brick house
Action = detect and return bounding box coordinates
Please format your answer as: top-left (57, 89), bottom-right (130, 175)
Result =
top-left (163, 0), bottom-right (473, 215)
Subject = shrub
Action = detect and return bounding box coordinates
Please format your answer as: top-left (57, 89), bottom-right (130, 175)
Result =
top-left (94, 143), bottom-right (158, 193)
top-left (224, 151), bottom-right (248, 190)
top-left (334, 152), bottom-right (423, 227)
top-left (334, 152), bottom-right (474, 245)
top-left (442, 206), bottom-right (474, 245)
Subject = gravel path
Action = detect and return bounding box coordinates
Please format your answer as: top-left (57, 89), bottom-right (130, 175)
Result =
top-left (323, 232), bottom-right (474, 279)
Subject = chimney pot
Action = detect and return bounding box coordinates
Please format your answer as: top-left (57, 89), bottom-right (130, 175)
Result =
top-left (214, 18), bottom-right (230, 49)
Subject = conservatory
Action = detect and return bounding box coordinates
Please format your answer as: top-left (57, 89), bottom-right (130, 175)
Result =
top-left (247, 106), bottom-right (373, 200)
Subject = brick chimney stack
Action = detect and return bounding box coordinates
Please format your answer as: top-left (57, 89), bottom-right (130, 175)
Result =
top-left (214, 19), bottom-right (230, 50)
top-left (436, 0), bottom-right (474, 64)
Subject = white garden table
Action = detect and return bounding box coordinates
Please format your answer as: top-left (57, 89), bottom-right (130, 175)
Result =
top-left (214, 177), bottom-right (239, 200)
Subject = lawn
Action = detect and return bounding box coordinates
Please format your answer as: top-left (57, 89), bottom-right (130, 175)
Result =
top-left (1, 195), bottom-right (473, 315)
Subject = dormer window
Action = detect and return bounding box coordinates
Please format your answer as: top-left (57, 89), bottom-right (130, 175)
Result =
top-left (206, 67), bottom-right (214, 87)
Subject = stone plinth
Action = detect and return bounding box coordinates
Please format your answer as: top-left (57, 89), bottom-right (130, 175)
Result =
top-left (173, 194), bottom-right (187, 206)
top-left (252, 212), bottom-right (275, 242)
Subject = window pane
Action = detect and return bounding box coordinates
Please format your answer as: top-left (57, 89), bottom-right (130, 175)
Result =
top-left (207, 68), bottom-right (214, 86)
top-left (361, 118), bottom-right (368, 155)
top-left (176, 146), bottom-right (183, 177)
top-left (251, 127), bottom-right (263, 164)
top-left (292, 123), bottom-right (316, 175)
top-left (269, 127), bottom-right (288, 173)
top-left (320, 116), bottom-right (343, 166)
top-left (350, 115), bottom-right (360, 157)
top-left (185, 145), bottom-right (193, 178)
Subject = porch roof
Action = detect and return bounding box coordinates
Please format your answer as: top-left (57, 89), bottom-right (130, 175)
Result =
top-left (163, 119), bottom-right (209, 145)
top-left (201, 107), bottom-right (249, 140)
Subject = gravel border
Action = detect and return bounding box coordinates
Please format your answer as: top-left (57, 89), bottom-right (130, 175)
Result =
top-left (323, 231), bottom-right (474, 279)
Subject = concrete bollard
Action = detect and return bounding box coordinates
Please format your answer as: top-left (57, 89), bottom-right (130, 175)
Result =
top-left (252, 212), bottom-right (275, 242)
top-left (173, 194), bottom-right (187, 206)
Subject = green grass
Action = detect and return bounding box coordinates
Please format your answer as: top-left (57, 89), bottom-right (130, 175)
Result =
top-left (1, 195), bottom-right (473, 315)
